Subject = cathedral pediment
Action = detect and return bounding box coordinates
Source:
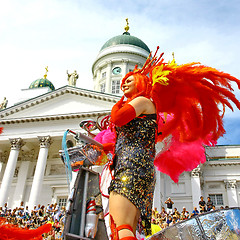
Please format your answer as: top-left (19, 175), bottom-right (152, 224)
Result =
top-left (0, 86), bottom-right (119, 123)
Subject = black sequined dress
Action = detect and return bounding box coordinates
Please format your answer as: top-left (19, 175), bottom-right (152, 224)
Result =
top-left (108, 114), bottom-right (157, 236)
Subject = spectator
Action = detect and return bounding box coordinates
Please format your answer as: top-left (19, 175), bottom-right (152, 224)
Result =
top-left (157, 218), bottom-right (163, 228)
top-left (206, 197), bottom-right (213, 211)
top-left (41, 215), bottom-right (49, 225)
top-left (47, 217), bottom-right (54, 226)
top-left (155, 212), bottom-right (161, 222)
top-left (211, 205), bottom-right (216, 211)
top-left (38, 205), bottom-right (45, 218)
top-left (57, 228), bottom-right (64, 239)
top-left (52, 203), bottom-right (59, 216)
top-left (166, 215), bottom-right (172, 226)
top-left (152, 209), bottom-right (157, 220)
top-left (19, 201), bottom-right (24, 213)
top-left (55, 209), bottom-right (64, 222)
top-left (169, 216), bottom-right (177, 226)
top-left (191, 207), bottom-right (199, 217)
top-left (154, 207), bottom-right (158, 214)
top-left (36, 204), bottom-right (41, 212)
top-left (160, 207), bottom-right (167, 221)
top-left (0, 207), bottom-right (3, 217)
top-left (53, 218), bottom-right (61, 232)
top-left (32, 205), bottom-right (37, 216)
top-left (199, 196), bottom-right (206, 213)
top-left (150, 219), bottom-right (162, 235)
top-left (24, 206), bottom-right (30, 219)
top-left (181, 207), bottom-right (189, 220)
top-left (161, 222), bottom-right (168, 229)
top-left (165, 197), bottom-right (174, 214)
top-left (173, 207), bottom-right (180, 217)
top-left (3, 203), bottom-right (8, 214)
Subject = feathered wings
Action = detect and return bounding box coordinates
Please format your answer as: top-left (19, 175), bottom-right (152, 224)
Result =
top-left (151, 60), bottom-right (240, 182)
top-left (151, 62), bottom-right (240, 143)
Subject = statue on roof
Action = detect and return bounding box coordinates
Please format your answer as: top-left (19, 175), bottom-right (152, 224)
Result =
top-left (124, 18), bottom-right (129, 32)
top-left (43, 66), bottom-right (48, 79)
top-left (67, 70), bottom-right (79, 87)
top-left (0, 97), bottom-right (8, 110)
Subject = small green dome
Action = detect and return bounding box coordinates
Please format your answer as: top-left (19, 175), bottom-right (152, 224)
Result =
top-left (100, 32), bottom-right (150, 53)
top-left (29, 78), bottom-right (55, 91)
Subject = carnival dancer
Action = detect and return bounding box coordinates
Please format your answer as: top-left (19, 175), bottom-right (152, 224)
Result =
top-left (96, 47), bottom-right (240, 240)
top-left (108, 72), bottom-right (157, 240)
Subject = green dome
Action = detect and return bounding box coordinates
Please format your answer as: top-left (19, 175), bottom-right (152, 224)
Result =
top-left (100, 32), bottom-right (150, 53)
top-left (29, 78), bottom-right (55, 91)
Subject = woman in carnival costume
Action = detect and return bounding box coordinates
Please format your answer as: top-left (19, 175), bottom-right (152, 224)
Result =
top-left (97, 46), bottom-right (240, 240)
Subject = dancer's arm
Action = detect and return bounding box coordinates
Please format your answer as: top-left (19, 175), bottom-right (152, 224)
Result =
top-left (111, 96), bottom-right (155, 127)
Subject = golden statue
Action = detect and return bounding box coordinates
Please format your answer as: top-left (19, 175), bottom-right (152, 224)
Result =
top-left (43, 66), bottom-right (48, 79)
top-left (67, 70), bottom-right (79, 87)
top-left (124, 18), bottom-right (129, 32)
top-left (0, 97), bottom-right (8, 110)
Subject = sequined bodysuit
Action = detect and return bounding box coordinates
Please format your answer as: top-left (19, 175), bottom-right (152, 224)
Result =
top-left (108, 114), bottom-right (157, 236)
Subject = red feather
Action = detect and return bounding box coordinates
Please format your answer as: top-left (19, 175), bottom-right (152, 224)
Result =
top-left (0, 218), bottom-right (52, 240)
top-left (152, 62), bottom-right (240, 182)
top-left (152, 62), bottom-right (240, 143)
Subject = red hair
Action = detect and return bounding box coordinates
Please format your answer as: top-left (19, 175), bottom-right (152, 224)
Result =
top-left (120, 72), bottom-right (153, 102)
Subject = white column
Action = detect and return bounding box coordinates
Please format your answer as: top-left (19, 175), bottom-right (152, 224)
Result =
top-left (28, 136), bottom-right (51, 210)
top-left (106, 60), bottom-right (112, 94)
top-left (191, 167), bottom-right (202, 209)
top-left (153, 170), bottom-right (161, 211)
top-left (12, 160), bottom-right (31, 208)
top-left (224, 180), bottom-right (238, 207)
top-left (0, 138), bottom-right (24, 207)
top-left (122, 59), bottom-right (129, 76)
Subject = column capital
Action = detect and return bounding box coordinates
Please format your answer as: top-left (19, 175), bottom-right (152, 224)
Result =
top-left (224, 179), bottom-right (237, 189)
top-left (191, 166), bottom-right (201, 177)
top-left (38, 136), bottom-right (52, 148)
top-left (9, 138), bottom-right (24, 150)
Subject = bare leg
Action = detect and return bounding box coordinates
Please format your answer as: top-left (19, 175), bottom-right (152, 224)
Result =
top-left (109, 192), bottom-right (140, 239)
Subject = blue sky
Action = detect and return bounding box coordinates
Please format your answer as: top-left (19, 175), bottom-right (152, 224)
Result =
top-left (0, 0), bottom-right (239, 145)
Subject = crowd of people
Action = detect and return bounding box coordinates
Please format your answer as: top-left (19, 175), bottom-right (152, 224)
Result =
top-left (0, 202), bottom-right (65, 239)
top-left (150, 196), bottom-right (229, 235)
top-left (0, 196), bottom-right (232, 239)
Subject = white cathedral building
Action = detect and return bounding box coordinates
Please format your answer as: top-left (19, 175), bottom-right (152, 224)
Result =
top-left (0, 24), bottom-right (239, 213)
